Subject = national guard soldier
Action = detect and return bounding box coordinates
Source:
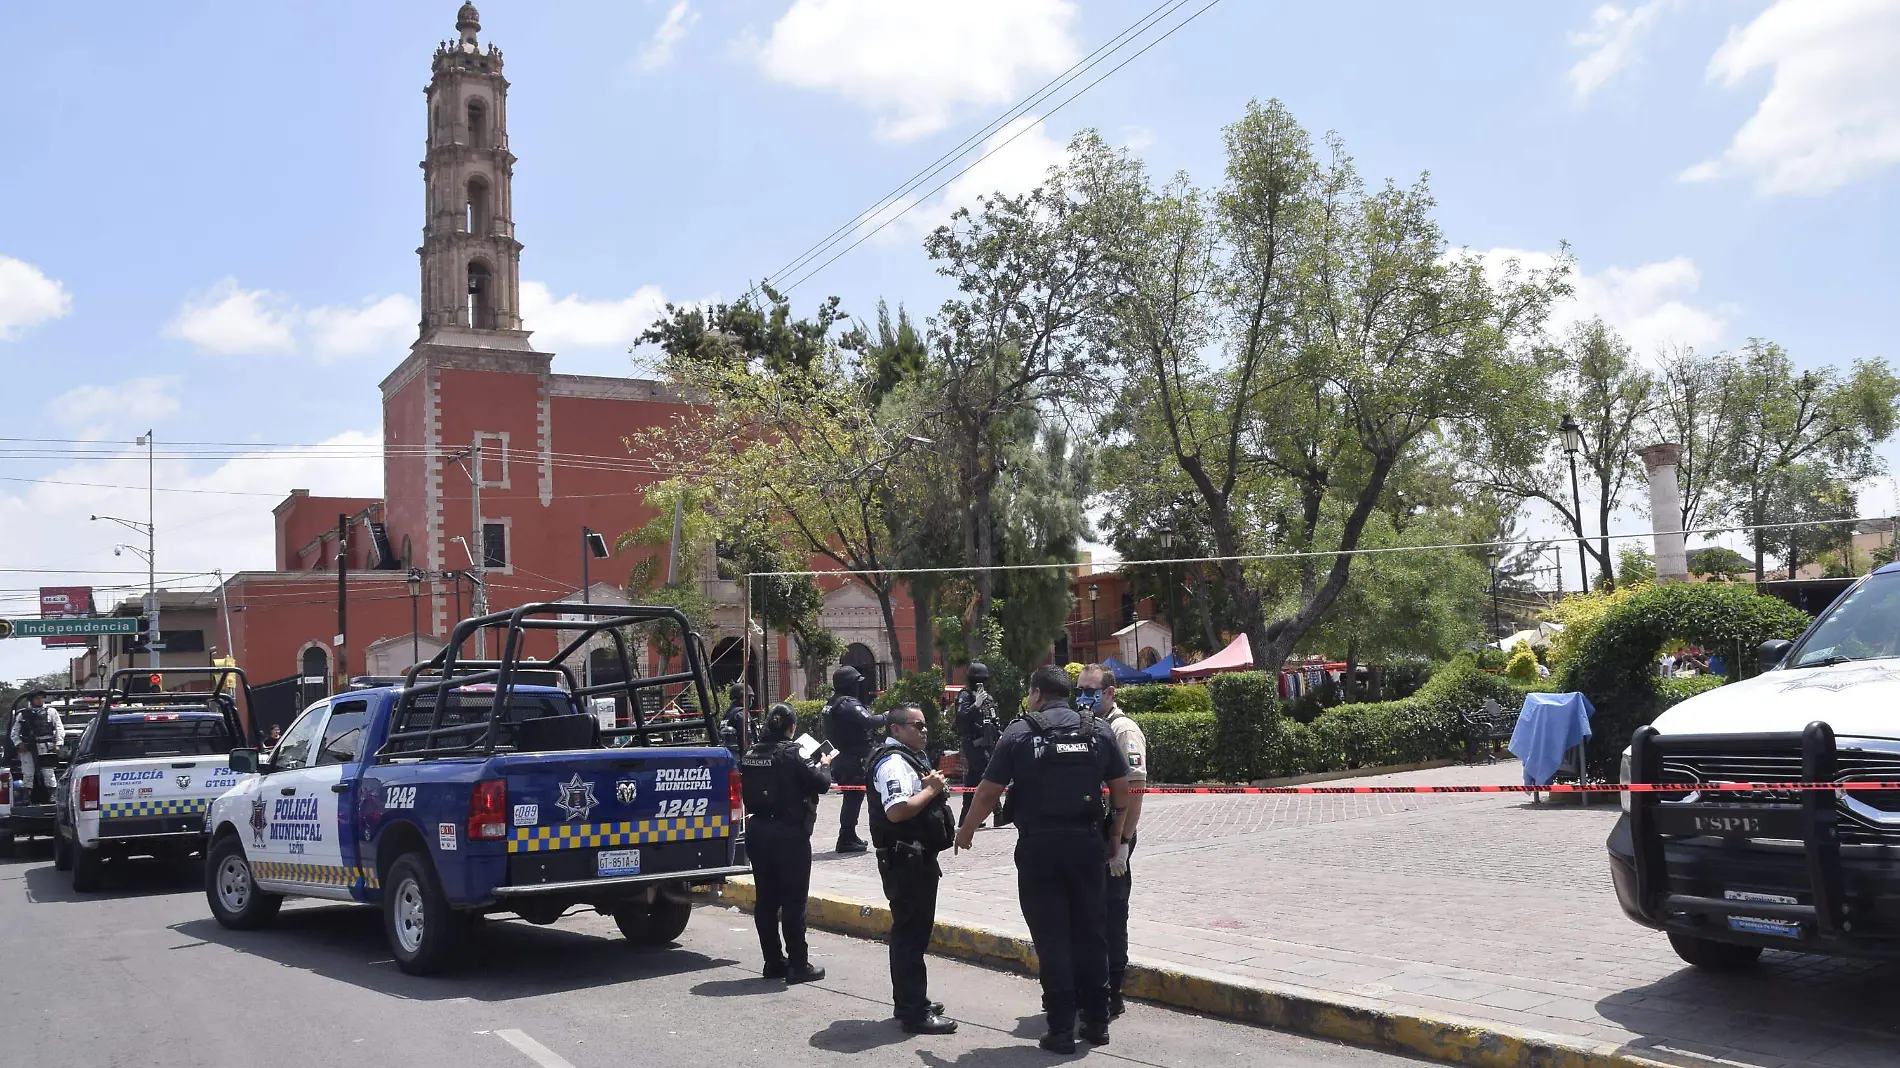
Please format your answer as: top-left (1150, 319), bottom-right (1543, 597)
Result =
top-left (1079, 663), bottom-right (1148, 1018)
top-left (824, 664), bottom-right (886, 853)
top-left (739, 702), bottom-right (834, 983)
top-left (952, 662), bottom-right (1001, 824)
top-left (957, 664), bottom-right (1129, 1053)
top-left (9, 689), bottom-right (62, 805)
top-left (868, 703), bottom-right (958, 1035)
top-left (721, 683), bottom-right (750, 755)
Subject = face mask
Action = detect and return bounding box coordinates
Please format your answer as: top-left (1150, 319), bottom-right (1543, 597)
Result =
top-left (1074, 688), bottom-right (1102, 712)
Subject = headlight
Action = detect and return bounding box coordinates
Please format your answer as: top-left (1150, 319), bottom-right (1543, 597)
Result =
top-left (1619, 748), bottom-right (1633, 813)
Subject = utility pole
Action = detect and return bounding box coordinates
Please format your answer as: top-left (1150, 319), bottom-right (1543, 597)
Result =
top-left (143, 430), bottom-right (158, 671)
top-left (336, 513), bottom-right (349, 691)
top-left (215, 569), bottom-right (234, 656)
top-left (665, 495), bottom-right (684, 585)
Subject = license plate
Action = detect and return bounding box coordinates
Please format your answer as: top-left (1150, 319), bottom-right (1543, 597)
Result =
top-left (596, 849), bottom-right (641, 877)
top-left (1725, 890), bottom-right (1801, 939)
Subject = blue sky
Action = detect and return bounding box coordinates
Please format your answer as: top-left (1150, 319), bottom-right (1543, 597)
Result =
top-left (3, 0), bottom-right (1897, 680)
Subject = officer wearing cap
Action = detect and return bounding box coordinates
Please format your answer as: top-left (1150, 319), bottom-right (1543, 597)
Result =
top-left (823, 664), bottom-right (886, 853)
top-left (952, 662), bottom-right (1001, 824)
top-left (9, 689), bottom-right (62, 805)
top-left (868, 702), bottom-right (958, 1035)
top-left (739, 703), bottom-right (834, 982)
top-left (957, 664), bottom-right (1129, 1054)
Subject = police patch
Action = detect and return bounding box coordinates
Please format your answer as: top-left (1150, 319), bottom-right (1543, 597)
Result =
top-left (556, 773), bottom-right (599, 821)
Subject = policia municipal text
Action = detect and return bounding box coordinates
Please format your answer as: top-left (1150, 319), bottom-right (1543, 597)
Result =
top-left (956, 665), bottom-right (1131, 1054)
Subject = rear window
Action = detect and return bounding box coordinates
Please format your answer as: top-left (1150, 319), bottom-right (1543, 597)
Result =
top-left (96, 716), bottom-right (237, 760)
top-left (386, 691), bottom-right (582, 754)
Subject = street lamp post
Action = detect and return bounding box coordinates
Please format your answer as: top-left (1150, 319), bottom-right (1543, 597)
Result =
top-left (1488, 561), bottom-right (1502, 642)
top-left (94, 506), bottom-right (157, 670)
top-left (1088, 582), bottom-right (1099, 664)
top-left (1560, 413), bottom-right (1589, 592)
top-left (407, 568), bottom-right (424, 666)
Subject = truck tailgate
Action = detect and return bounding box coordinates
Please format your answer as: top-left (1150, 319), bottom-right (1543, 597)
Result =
top-left (96, 758), bottom-right (242, 833)
top-left (497, 748), bottom-right (735, 886)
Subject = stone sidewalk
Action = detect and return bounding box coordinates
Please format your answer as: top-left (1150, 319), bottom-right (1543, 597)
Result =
top-left (801, 761), bottom-right (1898, 1068)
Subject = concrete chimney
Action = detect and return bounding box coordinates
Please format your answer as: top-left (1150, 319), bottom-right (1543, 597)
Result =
top-left (1636, 443), bottom-right (1689, 583)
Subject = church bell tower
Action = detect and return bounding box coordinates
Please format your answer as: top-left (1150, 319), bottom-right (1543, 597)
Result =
top-left (418, 3), bottom-right (529, 347)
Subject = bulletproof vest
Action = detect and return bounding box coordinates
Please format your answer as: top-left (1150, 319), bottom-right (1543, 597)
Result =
top-left (958, 690), bottom-right (1000, 749)
top-left (739, 740), bottom-right (809, 824)
top-left (825, 696), bottom-right (875, 752)
top-left (1016, 707), bottom-right (1106, 828)
top-left (865, 741), bottom-right (954, 852)
top-left (20, 708), bottom-right (57, 745)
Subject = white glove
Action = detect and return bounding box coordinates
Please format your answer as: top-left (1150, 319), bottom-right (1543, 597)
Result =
top-left (1108, 841), bottom-right (1130, 878)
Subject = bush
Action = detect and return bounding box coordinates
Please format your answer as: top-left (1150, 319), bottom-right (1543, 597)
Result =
top-left (1113, 683), bottom-right (1212, 717)
top-left (1130, 711), bottom-right (1216, 783)
top-left (1505, 640), bottom-right (1540, 684)
top-left (789, 699), bottom-right (826, 742)
top-left (872, 667), bottom-right (949, 757)
top-left (1657, 674), bottom-right (1726, 711)
top-left (1207, 671), bottom-right (1278, 781)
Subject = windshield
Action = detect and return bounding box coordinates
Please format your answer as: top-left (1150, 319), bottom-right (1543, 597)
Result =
top-left (1789, 572), bottom-right (1900, 668)
top-left (95, 717), bottom-right (237, 759)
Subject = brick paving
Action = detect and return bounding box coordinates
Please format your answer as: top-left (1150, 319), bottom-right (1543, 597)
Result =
top-left (803, 761), bottom-right (1900, 1068)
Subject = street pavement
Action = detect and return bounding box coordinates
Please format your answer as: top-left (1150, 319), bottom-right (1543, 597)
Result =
top-left (804, 760), bottom-right (1900, 1068)
top-left (0, 842), bottom-right (1424, 1068)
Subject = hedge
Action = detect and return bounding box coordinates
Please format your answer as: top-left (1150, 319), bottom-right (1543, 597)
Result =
top-left (1128, 711), bottom-right (1216, 783)
top-left (1113, 683), bottom-right (1212, 717)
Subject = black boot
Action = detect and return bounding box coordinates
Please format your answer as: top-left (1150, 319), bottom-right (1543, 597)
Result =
top-left (762, 959), bottom-right (787, 979)
top-left (785, 961), bottom-right (826, 984)
top-left (1080, 1019), bottom-right (1111, 1046)
top-left (836, 836), bottom-right (868, 854)
top-left (1037, 1029), bottom-right (1077, 1054)
top-left (1108, 992), bottom-right (1125, 1019)
top-left (901, 1013), bottom-right (958, 1035)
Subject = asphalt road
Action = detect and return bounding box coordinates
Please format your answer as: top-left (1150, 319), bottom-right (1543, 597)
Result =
top-left (0, 841), bottom-right (1425, 1068)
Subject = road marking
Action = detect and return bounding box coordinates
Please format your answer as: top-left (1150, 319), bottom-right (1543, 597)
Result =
top-left (495, 1029), bottom-right (579, 1068)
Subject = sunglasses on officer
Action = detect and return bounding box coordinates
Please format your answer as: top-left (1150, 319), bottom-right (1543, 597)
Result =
top-left (892, 708), bottom-right (928, 731)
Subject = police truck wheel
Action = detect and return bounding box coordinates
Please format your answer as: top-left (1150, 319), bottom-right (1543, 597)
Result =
top-left (1667, 932), bottom-right (1763, 971)
top-left (52, 834), bottom-right (72, 871)
top-left (384, 852), bottom-right (466, 975)
top-left (614, 895), bottom-right (692, 946)
top-left (71, 843), bottom-right (104, 893)
top-left (0, 831), bottom-right (14, 858)
top-left (205, 835), bottom-right (281, 929)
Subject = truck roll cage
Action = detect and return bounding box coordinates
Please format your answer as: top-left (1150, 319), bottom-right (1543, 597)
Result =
top-left (96, 666), bottom-right (255, 751)
top-left (378, 602), bottom-right (718, 761)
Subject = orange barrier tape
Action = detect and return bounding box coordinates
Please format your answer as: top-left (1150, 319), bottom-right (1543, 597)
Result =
top-left (826, 781), bottom-right (1900, 795)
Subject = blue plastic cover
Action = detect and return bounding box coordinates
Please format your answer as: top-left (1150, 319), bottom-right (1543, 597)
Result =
top-left (1507, 691), bottom-right (1596, 786)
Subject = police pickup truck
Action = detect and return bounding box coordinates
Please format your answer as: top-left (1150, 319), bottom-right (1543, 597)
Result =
top-left (3, 688), bottom-right (106, 854)
top-left (203, 604), bottom-right (746, 975)
top-left (53, 668), bottom-right (253, 891)
top-left (1611, 563), bottom-right (1900, 969)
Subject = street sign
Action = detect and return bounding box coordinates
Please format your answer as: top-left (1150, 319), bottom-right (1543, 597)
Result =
top-left (1, 616), bottom-right (142, 638)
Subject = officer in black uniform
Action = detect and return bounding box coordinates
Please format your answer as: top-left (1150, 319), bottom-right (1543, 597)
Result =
top-left (952, 662), bottom-right (1001, 824)
top-left (823, 665), bottom-right (886, 853)
top-left (868, 703), bottom-right (958, 1035)
top-left (956, 664), bottom-right (1129, 1054)
top-left (739, 702), bottom-right (834, 982)
top-left (721, 683), bottom-right (750, 755)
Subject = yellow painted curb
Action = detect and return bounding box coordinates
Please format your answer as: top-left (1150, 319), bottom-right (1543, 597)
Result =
top-left (719, 878), bottom-right (1678, 1068)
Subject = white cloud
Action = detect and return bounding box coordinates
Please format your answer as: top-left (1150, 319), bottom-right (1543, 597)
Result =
top-left (306, 294), bottom-right (419, 361)
top-left (0, 254), bottom-right (73, 340)
top-left (166, 280), bottom-right (417, 360)
top-left (520, 281), bottom-right (670, 351)
top-left (52, 376), bottom-right (183, 439)
top-left (862, 115), bottom-right (1068, 245)
top-left (749, 0), bottom-right (1080, 141)
top-left (639, 1), bottom-right (699, 73)
top-left (166, 279), bottom-right (297, 356)
top-left (1473, 249), bottom-right (1728, 355)
top-left (1683, 0), bottom-right (1900, 195)
top-left (1567, 2), bottom-right (1670, 101)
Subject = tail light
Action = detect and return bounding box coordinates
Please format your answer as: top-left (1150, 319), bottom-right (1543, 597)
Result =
top-left (468, 779), bottom-right (507, 840)
top-left (80, 774), bottom-right (100, 811)
top-left (728, 768), bottom-right (744, 819)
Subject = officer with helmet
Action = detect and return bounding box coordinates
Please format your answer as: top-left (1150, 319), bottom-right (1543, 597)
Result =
top-left (738, 702), bottom-right (834, 982)
top-left (952, 662), bottom-right (1002, 824)
top-left (823, 664), bottom-right (886, 853)
top-left (957, 664), bottom-right (1130, 1053)
top-left (9, 689), bottom-right (62, 804)
top-left (721, 683), bottom-right (751, 755)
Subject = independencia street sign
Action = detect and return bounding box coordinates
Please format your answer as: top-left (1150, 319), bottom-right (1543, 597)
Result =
top-left (0, 617), bottom-right (143, 639)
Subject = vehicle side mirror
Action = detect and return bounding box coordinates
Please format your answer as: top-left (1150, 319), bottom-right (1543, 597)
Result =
top-left (1758, 640), bottom-right (1793, 671)
top-left (229, 747), bottom-right (259, 775)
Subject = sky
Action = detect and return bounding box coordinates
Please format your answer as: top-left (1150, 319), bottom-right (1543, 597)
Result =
top-left (2, 0), bottom-right (1898, 681)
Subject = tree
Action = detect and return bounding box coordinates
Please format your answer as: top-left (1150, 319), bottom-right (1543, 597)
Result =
top-left (1752, 463), bottom-right (1856, 579)
top-left (1101, 100), bottom-right (1566, 675)
top-left (1687, 545), bottom-right (1751, 580)
top-left (1617, 545), bottom-right (1655, 585)
top-left (1652, 345), bottom-right (1745, 533)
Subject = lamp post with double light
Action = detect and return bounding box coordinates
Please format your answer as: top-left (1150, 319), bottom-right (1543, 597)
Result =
top-left (1088, 582), bottom-right (1100, 663)
top-left (1560, 413), bottom-right (1589, 592)
top-left (407, 568), bottom-right (424, 665)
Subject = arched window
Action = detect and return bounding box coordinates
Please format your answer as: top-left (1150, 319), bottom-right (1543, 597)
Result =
top-left (466, 97), bottom-right (488, 148)
top-left (466, 261), bottom-right (494, 328)
top-left (464, 174), bottom-right (490, 235)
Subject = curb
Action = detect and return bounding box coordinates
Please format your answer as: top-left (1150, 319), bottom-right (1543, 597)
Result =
top-left (718, 878), bottom-right (1676, 1068)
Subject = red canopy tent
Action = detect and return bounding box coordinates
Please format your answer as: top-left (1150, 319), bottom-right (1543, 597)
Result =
top-left (1171, 633), bottom-right (1254, 679)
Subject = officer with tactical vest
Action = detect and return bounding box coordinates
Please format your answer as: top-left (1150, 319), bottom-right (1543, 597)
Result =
top-left (868, 702), bottom-right (958, 1035)
top-left (738, 702), bottom-right (834, 983)
top-left (956, 664), bottom-right (1130, 1054)
top-left (9, 689), bottom-right (63, 805)
top-left (721, 683), bottom-right (751, 756)
top-left (823, 664), bottom-right (886, 853)
top-left (952, 662), bottom-right (1002, 824)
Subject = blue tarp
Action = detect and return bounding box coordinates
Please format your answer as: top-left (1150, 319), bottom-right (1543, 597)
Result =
top-left (1508, 691), bottom-right (1596, 786)
top-left (1101, 657), bottom-right (1146, 685)
top-left (1135, 654), bottom-right (1179, 683)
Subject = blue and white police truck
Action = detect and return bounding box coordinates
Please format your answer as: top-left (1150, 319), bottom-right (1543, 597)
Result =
top-left (202, 603), bottom-right (747, 975)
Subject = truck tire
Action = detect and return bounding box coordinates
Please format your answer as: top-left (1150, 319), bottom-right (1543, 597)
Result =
top-left (1668, 932), bottom-right (1763, 971)
top-left (0, 831), bottom-right (14, 858)
top-left (206, 835), bottom-right (282, 930)
top-left (52, 833), bottom-right (72, 871)
top-left (71, 843), bottom-right (104, 893)
top-left (613, 895), bottom-right (693, 946)
top-left (384, 852), bottom-right (467, 976)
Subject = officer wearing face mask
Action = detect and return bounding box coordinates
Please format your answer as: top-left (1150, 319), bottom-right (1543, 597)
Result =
top-left (823, 664), bottom-right (887, 853)
top-left (739, 703), bottom-right (834, 983)
top-left (1078, 663), bottom-right (1148, 1018)
top-left (952, 662), bottom-right (1001, 824)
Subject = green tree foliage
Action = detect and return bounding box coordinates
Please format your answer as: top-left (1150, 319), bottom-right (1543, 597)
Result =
top-left (1688, 545), bottom-right (1752, 580)
top-left (1617, 545), bottom-right (1655, 585)
top-left (1505, 640), bottom-right (1541, 683)
top-left (1750, 462), bottom-right (1856, 579)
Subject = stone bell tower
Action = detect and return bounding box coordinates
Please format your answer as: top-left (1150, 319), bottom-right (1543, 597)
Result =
top-left (418, 2), bottom-right (529, 346)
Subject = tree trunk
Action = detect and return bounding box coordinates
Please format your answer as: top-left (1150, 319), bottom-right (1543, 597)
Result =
top-left (911, 582), bottom-right (936, 671)
top-left (874, 583), bottom-right (905, 682)
top-left (969, 467), bottom-right (997, 660)
top-left (1192, 572), bottom-right (1219, 652)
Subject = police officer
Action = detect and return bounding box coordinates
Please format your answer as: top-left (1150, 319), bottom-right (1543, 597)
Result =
top-left (721, 683), bottom-right (750, 755)
top-left (952, 662), bottom-right (1001, 824)
top-left (823, 664), bottom-right (886, 853)
top-left (957, 665), bottom-right (1129, 1053)
top-left (1079, 663), bottom-right (1148, 1018)
top-left (739, 702), bottom-right (834, 982)
top-left (9, 689), bottom-right (62, 805)
top-left (868, 702), bottom-right (958, 1035)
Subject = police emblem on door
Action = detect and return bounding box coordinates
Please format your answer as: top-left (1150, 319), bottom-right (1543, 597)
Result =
top-left (616, 779), bottom-right (638, 804)
top-left (556, 773), bottom-right (599, 821)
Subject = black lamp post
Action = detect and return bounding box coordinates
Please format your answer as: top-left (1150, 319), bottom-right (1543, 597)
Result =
top-left (581, 527), bottom-right (610, 603)
top-left (1088, 582), bottom-right (1100, 663)
top-left (1488, 558), bottom-right (1502, 642)
top-left (406, 567), bottom-right (424, 665)
top-left (1560, 412), bottom-right (1589, 592)
top-left (1158, 527), bottom-right (1176, 637)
